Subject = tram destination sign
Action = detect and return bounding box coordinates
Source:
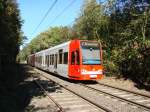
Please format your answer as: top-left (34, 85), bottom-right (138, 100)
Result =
top-left (81, 41), bottom-right (99, 47)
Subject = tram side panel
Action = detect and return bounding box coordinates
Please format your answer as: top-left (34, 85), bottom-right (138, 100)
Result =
top-left (55, 44), bottom-right (69, 78)
top-left (31, 54), bottom-right (35, 66)
top-left (35, 51), bottom-right (45, 70)
top-left (27, 54), bottom-right (35, 66)
top-left (44, 42), bottom-right (70, 78)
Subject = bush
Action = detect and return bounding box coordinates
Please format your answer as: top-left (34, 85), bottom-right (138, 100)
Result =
top-left (119, 42), bottom-right (150, 86)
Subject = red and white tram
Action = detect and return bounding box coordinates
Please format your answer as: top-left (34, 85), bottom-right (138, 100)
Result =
top-left (28, 40), bottom-right (104, 80)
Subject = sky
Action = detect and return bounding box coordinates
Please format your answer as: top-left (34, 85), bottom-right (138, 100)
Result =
top-left (17, 0), bottom-right (84, 44)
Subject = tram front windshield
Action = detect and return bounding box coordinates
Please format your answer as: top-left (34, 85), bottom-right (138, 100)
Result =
top-left (81, 41), bottom-right (101, 65)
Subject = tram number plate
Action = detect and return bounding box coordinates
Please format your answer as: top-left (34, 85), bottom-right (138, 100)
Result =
top-left (90, 75), bottom-right (97, 78)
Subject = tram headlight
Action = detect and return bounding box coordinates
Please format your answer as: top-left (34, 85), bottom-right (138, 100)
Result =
top-left (98, 70), bottom-right (103, 74)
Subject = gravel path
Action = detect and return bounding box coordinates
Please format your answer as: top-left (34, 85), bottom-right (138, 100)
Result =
top-left (98, 77), bottom-right (150, 96)
top-left (35, 75), bottom-right (105, 112)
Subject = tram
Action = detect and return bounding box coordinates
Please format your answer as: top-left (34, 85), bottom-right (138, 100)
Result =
top-left (28, 40), bottom-right (104, 80)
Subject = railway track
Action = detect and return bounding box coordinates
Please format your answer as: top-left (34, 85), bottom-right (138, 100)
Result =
top-left (81, 83), bottom-right (150, 110)
top-left (97, 82), bottom-right (150, 98)
top-left (32, 76), bottom-right (64, 112)
top-left (32, 74), bottom-right (110, 112)
top-left (34, 68), bottom-right (150, 112)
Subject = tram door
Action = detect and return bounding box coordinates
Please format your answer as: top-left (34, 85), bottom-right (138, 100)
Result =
top-left (70, 50), bottom-right (80, 78)
top-left (54, 54), bottom-right (57, 69)
top-left (69, 40), bottom-right (80, 79)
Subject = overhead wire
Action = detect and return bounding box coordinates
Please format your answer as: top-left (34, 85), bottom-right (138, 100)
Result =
top-left (49, 0), bottom-right (77, 26)
top-left (31, 0), bottom-right (58, 36)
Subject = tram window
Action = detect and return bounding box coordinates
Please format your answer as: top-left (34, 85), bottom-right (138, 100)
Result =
top-left (39, 57), bottom-right (40, 64)
top-left (45, 55), bottom-right (47, 66)
top-left (38, 57), bottom-right (39, 63)
top-left (39, 56), bottom-right (40, 63)
top-left (51, 55), bottom-right (52, 65)
top-left (52, 54), bottom-right (54, 65)
top-left (40, 56), bottom-right (41, 64)
top-left (46, 56), bottom-right (47, 65)
top-left (48, 55), bottom-right (49, 66)
top-left (39, 56), bottom-right (41, 64)
top-left (50, 55), bottom-right (51, 65)
top-left (59, 49), bottom-right (63, 64)
top-left (45, 56), bottom-right (46, 65)
top-left (47, 55), bottom-right (49, 65)
top-left (64, 52), bottom-right (68, 64)
top-left (49, 55), bottom-right (51, 65)
top-left (48, 55), bottom-right (50, 66)
top-left (51, 55), bottom-right (53, 65)
top-left (71, 52), bottom-right (75, 65)
top-left (76, 50), bottom-right (80, 65)
top-left (47, 55), bottom-right (48, 66)
top-left (39, 56), bottom-right (40, 64)
top-left (41, 56), bottom-right (42, 64)
top-left (50, 55), bottom-right (53, 65)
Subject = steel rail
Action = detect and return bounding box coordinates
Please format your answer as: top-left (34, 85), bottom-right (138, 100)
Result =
top-left (35, 70), bottom-right (112, 112)
top-left (97, 82), bottom-right (150, 98)
top-left (81, 84), bottom-right (150, 111)
top-left (32, 76), bottom-right (64, 112)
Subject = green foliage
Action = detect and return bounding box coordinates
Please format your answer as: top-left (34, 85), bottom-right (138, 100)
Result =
top-left (119, 41), bottom-right (150, 85)
top-left (0, 0), bottom-right (22, 63)
top-left (74, 0), bottom-right (109, 42)
top-left (18, 26), bottom-right (74, 61)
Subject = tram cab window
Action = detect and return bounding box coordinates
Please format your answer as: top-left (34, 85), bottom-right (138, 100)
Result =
top-left (64, 52), bottom-right (68, 64)
top-left (81, 42), bottom-right (101, 65)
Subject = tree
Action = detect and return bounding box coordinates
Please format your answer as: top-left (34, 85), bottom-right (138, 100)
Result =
top-left (0, 0), bottom-right (22, 63)
top-left (74, 0), bottom-right (109, 42)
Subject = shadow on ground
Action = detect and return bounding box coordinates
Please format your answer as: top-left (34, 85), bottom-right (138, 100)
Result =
top-left (0, 64), bottom-right (61, 112)
top-left (133, 80), bottom-right (150, 92)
